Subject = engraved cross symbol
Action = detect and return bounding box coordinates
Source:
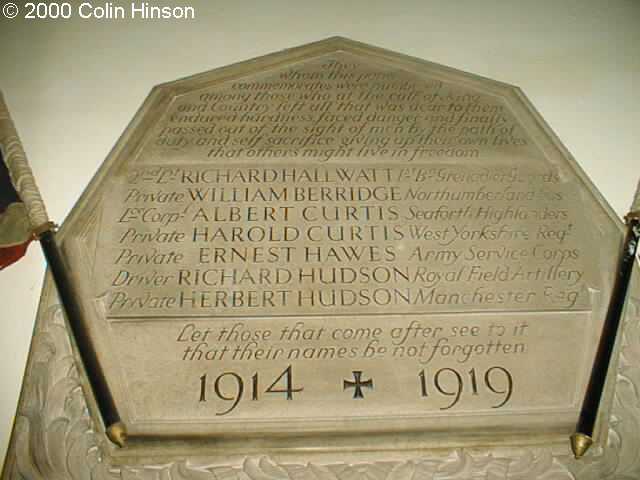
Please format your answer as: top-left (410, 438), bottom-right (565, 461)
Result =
top-left (343, 371), bottom-right (373, 399)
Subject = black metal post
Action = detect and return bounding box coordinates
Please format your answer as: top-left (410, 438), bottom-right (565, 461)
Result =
top-left (38, 228), bottom-right (126, 446)
top-left (571, 217), bottom-right (639, 458)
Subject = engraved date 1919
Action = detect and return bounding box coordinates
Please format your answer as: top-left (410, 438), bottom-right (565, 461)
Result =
top-left (419, 366), bottom-right (513, 410)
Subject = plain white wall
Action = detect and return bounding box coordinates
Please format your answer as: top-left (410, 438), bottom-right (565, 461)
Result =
top-left (0, 0), bottom-right (639, 467)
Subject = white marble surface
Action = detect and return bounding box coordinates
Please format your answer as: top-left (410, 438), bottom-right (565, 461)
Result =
top-left (0, 0), bottom-right (639, 470)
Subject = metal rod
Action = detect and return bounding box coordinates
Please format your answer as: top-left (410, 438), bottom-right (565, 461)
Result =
top-left (571, 214), bottom-right (640, 458)
top-left (38, 229), bottom-right (127, 446)
top-left (1, 92), bottom-right (126, 446)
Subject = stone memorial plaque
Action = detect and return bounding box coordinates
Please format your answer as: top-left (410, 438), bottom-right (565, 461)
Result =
top-left (5, 38), bottom-right (640, 479)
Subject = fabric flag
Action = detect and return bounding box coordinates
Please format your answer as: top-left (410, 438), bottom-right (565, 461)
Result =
top-left (0, 146), bottom-right (33, 269)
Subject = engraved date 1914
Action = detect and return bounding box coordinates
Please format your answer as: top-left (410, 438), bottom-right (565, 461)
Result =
top-left (199, 365), bottom-right (302, 415)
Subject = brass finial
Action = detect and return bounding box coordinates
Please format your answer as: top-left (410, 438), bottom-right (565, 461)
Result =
top-left (106, 421), bottom-right (128, 448)
top-left (570, 432), bottom-right (593, 459)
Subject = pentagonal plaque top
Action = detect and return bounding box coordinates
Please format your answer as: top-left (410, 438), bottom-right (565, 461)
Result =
top-left (60, 38), bottom-right (620, 447)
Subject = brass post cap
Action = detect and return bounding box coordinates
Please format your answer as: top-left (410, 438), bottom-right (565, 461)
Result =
top-left (32, 221), bottom-right (57, 239)
top-left (570, 432), bottom-right (593, 459)
top-left (624, 210), bottom-right (640, 224)
top-left (106, 422), bottom-right (127, 448)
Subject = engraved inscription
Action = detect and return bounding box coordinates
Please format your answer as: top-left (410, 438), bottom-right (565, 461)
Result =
top-left (87, 51), bottom-right (610, 437)
top-left (101, 164), bottom-right (590, 317)
top-left (146, 55), bottom-right (532, 164)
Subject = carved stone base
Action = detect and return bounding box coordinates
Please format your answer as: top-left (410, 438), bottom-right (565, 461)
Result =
top-left (2, 272), bottom-right (640, 480)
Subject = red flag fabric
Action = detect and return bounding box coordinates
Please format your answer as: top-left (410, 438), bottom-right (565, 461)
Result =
top-left (0, 147), bottom-right (32, 269)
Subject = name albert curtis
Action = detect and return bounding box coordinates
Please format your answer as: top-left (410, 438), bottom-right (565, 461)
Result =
top-left (78, 2), bottom-right (195, 20)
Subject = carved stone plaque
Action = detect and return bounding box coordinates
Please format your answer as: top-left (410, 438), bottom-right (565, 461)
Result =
top-left (4, 38), bottom-right (640, 479)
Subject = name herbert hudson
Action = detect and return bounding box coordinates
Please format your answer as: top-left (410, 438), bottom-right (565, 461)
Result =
top-left (78, 2), bottom-right (195, 20)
